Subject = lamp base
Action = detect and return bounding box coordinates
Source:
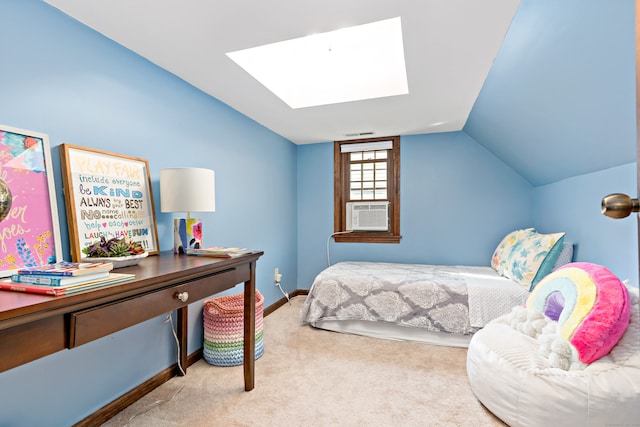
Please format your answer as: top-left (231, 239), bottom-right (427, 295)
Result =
top-left (173, 217), bottom-right (203, 254)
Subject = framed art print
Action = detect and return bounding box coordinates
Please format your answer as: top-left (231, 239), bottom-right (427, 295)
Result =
top-left (0, 125), bottom-right (62, 276)
top-left (59, 144), bottom-right (160, 262)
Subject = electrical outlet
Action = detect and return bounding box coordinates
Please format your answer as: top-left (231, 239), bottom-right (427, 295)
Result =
top-left (274, 267), bottom-right (283, 284)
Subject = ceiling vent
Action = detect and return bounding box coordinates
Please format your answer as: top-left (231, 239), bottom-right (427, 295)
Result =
top-left (345, 131), bottom-right (375, 137)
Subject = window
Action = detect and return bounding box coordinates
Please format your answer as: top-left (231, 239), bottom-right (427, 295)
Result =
top-left (334, 136), bottom-right (401, 243)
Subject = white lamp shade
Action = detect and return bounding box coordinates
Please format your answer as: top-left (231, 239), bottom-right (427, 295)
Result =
top-left (160, 168), bottom-right (216, 213)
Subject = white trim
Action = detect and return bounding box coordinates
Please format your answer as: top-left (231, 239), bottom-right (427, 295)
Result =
top-left (340, 140), bottom-right (393, 153)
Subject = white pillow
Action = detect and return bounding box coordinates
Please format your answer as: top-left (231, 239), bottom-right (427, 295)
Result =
top-left (501, 231), bottom-right (565, 290)
top-left (491, 228), bottom-right (535, 274)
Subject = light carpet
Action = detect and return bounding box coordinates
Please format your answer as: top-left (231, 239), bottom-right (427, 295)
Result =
top-left (102, 296), bottom-right (505, 427)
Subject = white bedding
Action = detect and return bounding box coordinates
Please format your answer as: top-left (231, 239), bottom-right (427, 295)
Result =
top-left (301, 261), bottom-right (529, 346)
top-left (467, 287), bottom-right (640, 426)
top-left (461, 266), bottom-right (530, 327)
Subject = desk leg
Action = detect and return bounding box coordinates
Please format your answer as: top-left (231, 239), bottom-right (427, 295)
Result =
top-left (177, 306), bottom-right (188, 376)
top-left (243, 260), bottom-right (256, 391)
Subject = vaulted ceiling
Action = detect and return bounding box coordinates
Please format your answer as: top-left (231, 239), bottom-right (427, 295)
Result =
top-left (43, 0), bottom-right (636, 186)
top-left (465, 1), bottom-right (636, 186)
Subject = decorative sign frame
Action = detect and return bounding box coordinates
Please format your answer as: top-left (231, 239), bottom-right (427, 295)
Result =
top-left (60, 144), bottom-right (159, 262)
top-left (0, 125), bottom-right (62, 276)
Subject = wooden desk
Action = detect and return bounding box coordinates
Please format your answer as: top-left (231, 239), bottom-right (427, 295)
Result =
top-left (0, 251), bottom-right (263, 391)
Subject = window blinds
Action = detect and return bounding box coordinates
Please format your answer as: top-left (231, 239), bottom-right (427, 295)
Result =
top-left (340, 140), bottom-right (393, 153)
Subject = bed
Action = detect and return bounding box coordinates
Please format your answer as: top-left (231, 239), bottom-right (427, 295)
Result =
top-left (300, 228), bottom-right (572, 347)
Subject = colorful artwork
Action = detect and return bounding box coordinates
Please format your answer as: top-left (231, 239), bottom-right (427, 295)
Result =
top-left (0, 126), bottom-right (61, 276)
top-left (60, 144), bottom-right (159, 262)
top-left (173, 217), bottom-right (202, 254)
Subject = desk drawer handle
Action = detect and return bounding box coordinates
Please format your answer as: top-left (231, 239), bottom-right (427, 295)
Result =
top-left (176, 292), bottom-right (189, 302)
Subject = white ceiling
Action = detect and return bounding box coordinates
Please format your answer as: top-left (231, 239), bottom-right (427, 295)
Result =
top-left (43, 0), bottom-right (520, 144)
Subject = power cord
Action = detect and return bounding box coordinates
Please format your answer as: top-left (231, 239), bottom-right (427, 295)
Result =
top-left (167, 311), bottom-right (186, 376)
top-left (326, 231), bottom-right (353, 267)
top-left (275, 270), bottom-right (290, 304)
top-left (123, 312), bottom-right (185, 426)
top-left (276, 280), bottom-right (291, 305)
top-left (123, 383), bottom-right (184, 427)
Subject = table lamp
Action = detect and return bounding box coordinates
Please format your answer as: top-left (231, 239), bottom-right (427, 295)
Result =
top-left (160, 167), bottom-right (216, 254)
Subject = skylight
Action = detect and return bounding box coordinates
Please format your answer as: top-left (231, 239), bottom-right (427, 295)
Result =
top-left (226, 17), bottom-right (409, 109)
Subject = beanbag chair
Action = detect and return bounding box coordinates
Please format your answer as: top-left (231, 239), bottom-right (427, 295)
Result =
top-left (466, 263), bottom-right (640, 427)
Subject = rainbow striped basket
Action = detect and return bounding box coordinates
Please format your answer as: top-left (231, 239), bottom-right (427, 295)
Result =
top-left (203, 290), bottom-right (264, 367)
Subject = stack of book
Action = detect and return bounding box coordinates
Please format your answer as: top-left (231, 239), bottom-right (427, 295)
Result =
top-left (0, 261), bottom-right (136, 296)
top-left (185, 246), bottom-right (253, 258)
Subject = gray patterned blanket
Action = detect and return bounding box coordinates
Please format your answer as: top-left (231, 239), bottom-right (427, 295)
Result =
top-left (300, 261), bottom-right (481, 336)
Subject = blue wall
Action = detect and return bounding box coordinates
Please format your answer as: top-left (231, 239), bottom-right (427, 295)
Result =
top-left (534, 163), bottom-right (638, 285)
top-left (463, 0), bottom-right (638, 286)
top-left (0, 0), bottom-right (638, 425)
top-left (297, 132), bottom-right (534, 288)
top-left (464, 0), bottom-right (636, 186)
top-left (297, 137), bottom-right (639, 291)
top-left (0, 1), bottom-right (297, 425)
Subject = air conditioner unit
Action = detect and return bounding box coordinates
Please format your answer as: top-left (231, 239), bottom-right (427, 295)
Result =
top-left (346, 201), bottom-right (389, 231)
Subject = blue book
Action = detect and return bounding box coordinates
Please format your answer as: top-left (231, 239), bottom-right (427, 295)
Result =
top-left (10, 271), bottom-right (110, 287)
top-left (16, 261), bottom-right (113, 276)
top-left (0, 273), bottom-right (135, 296)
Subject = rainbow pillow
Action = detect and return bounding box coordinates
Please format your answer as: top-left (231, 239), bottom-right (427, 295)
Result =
top-left (526, 262), bottom-right (631, 364)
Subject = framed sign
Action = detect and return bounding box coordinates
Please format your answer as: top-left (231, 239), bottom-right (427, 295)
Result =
top-left (0, 125), bottom-right (62, 276)
top-left (60, 144), bottom-right (159, 261)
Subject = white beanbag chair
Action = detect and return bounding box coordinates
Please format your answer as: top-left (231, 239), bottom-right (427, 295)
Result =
top-left (466, 265), bottom-right (640, 427)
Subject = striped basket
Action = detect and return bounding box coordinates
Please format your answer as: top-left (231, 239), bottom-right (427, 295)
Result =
top-left (203, 290), bottom-right (264, 367)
